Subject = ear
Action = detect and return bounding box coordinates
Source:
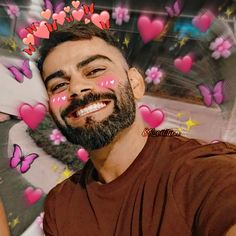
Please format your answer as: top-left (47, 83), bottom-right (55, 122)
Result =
top-left (127, 67), bottom-right (145, 100)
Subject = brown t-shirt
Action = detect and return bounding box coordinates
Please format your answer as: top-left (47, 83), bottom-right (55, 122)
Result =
top-left (43, 136), bottom-right (236, 236)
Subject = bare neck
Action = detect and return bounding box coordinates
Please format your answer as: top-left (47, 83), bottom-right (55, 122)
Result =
top-left (90, 109), bottom-right (148, 184)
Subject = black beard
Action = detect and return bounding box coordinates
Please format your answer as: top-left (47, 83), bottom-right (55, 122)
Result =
top-left (50, 81), bottom-right (136, 151)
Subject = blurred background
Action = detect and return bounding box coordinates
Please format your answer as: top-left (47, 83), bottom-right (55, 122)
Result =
top-left (0, 0), bottom-right (236, 235)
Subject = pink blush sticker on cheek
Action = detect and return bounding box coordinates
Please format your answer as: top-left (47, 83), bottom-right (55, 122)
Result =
top-left (49, 92), bottom-right (68, 108)
top-left (97, 76), bottom-right (117, 89)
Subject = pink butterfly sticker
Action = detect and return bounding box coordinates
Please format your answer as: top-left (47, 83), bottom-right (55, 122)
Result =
top-left (9, 144), bottom-right (39, 174)
top-left (165, 0), bottom-right (181, 17)
top-left (6, 59), bottom-right (32, 83)
top-left (197, 80), bottom-right (224, 107)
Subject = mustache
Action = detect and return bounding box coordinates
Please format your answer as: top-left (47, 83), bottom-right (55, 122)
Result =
top-left (61, 92), bottom-right (117, 119)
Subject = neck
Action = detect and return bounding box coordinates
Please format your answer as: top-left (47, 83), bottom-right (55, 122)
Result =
top-left (90, 109), bottom-right (148, 184)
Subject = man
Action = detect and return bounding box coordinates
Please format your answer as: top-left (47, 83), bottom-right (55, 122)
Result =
top-left (39, 22), bottom-right (236, 236)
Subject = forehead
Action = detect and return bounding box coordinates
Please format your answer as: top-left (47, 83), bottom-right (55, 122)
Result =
top-left (42, 37), bottom-right (126, 78)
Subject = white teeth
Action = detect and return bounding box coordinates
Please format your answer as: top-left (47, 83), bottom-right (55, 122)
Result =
top-left (76, 102), bottom-right (107, 117)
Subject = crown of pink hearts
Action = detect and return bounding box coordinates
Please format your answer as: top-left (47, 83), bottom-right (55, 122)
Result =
top-left (22, 1), bottom-right (110, 56)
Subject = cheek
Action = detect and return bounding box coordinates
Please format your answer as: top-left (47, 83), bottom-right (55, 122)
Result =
top-left (96, 76), bottom-right (117, 89)
top-left (49, 92), bottom-right (68, 110)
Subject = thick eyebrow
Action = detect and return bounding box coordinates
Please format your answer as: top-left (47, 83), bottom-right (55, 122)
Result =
top-left (44, 55), bottom-right (113, 88)
top-left (44, 70), bottom-right (66, 88)
top-left (76, 54), bottom-right (113, 69)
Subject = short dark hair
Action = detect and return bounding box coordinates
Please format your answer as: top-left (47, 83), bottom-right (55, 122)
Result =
top-left (37, 22), bottom-right (125, 74)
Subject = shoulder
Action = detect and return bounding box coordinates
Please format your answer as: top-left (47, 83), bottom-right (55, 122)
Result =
top-left (158, 135), bottom-right (236, 166)
top-left (45, 170), bottom-right (83, 204)
top-left (168, 136), bottom-right (236, 184)
top-left (157, 135), bottom-right (203, 153)
top-left (169, 139), bottom-right (236, 235)
top-left (170, 137), bottom-right (236, 200)
top-left (45, 161), bottom-right (93, 202)
top-left (176, 139), bottom-right (236, 176)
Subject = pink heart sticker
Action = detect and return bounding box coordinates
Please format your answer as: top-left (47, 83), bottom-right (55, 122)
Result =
top-left (52, 11), bottom-right (66, 25)
top-left (174, 55), bottom-right (193, 73)
top-left (18, 28), bottom-right (28, 39)
top-left (34, 21), bottom-right (50, 39)
top-left (23, 33), bottom-right (35, 45)
top-left (139, 105), bottom-right (164, 128)
top-left (49, 92), bottom-right (68, 108)
top-left (72, 1), bottom-right (80, 9)
top-left (24, 187), bottom-right (42, 205)
top-left (40, 9), bottom-right (52, 20)
top-left (19, 103), bottom-right (47, 130)
top-left (84, 18), bottom-right (90, 24)
top-left (72, 9), bottom-right (84, 22)
top-left (76, 148), bottom-right (89, 162)
top-left (97, 76), bottom-right (116, 89)
top-left (91, 11), bottom-right (110, 30)
top-left (64, 6), bottom-right (71, 13)
top-left (192, 12), bottom-right (214, 33)
top-left (137, 16), bottom-right (165, 44)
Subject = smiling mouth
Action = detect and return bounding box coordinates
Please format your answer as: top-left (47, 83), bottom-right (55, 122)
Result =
top-left (67, 100), bottom-right (111, 119)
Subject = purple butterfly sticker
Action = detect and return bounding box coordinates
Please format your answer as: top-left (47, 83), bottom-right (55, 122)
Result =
top-left (165, 0), bottom-right (182, 17)
top-left (197, 80), bottom-right (225, 107)
top-left (6, 59), bottom-right (32, 83)
top-left (9, 144), bottom-right (39, 174)
top-left (44, 0), bottom-right (65, 13)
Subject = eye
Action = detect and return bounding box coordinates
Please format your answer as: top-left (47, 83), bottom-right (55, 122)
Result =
top-left (86, 68), bottom-right (105, 77)
top-left (51, 82), bottom-right (68, 93)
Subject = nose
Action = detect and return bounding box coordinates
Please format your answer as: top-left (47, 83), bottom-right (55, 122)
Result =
top-left (69, 88), bottom-right (91, 99)
top-left (68, 73), bottom-right (94, 99)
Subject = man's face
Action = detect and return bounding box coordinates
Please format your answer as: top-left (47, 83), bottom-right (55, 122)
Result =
top-left (42, 37), bottom-right (136, 150)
